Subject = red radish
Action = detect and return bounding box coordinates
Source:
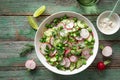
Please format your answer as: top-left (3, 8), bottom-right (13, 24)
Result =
top-left (75, 36), bottom-right (83, 41)
top-left (60, 58), bottom-right (66, 66)
top-left (69, 55), bottom-right (78, 62)
top-left (102, 46), bottom-right (112, 57)
top-left (64, 22), bottom-right (74, 30)
top-left (64, 49), bottom-right (71, 56)
top-left (49, 50), bottom-right (57, 57)
top-left (25, 60), bottom-right (36, 70)
top-left (63, 40), bottom-right (68, 44)
top-left (50, 37), bottom-right (54, 45)
top-left (80, 29), bottom-right (90, 39)
top-left (97, 60), bottom-right (111, 70)
top-left (40, 43), bottom-right (51, 55)
top-left (57, 22), bottom-right (65, 27)
top-left (60, 29), bottom-right (68, 37)
top-left (64, 58), bottom-right (71, 68)
top-left (82, 48), bottom-right (90, 59)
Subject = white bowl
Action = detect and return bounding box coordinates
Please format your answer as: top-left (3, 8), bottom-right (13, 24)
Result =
top-left (97, 11), bottom-right (120, 35)
top-left (34, 11), bottom-right (99, 75)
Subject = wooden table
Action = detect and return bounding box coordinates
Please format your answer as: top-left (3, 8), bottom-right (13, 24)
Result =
top-left (0, 0), bottom-right (120, 80)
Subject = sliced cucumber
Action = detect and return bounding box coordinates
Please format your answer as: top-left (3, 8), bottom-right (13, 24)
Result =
top-left (70, 63), bottom-right (76, 71)
top-left (87, 34), bottom-right (92, 42)
top-left (76, 59), bottom-right (83, 69)
top-left (82, 59), bottom-right (86, 65)
top-left (53, 39), bottom-right (61, 47)
top-left (87, 27), bottom-right (92, 32)
top-left (77, 21), bottom-right (85, 28)
top-left (44, 29), bottom-right (53, 36)
top-left (50, 57), bottom-right (57, 62)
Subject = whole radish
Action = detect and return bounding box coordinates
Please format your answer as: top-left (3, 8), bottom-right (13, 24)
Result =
top-left (97, 60), bottom-right (111, 70)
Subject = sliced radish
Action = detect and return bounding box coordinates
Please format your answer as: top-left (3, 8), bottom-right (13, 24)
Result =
top-left (102, 46), bottom-right (112, 57)
top-left (60, 58), bottom-right (66, 66)
top-left (60, 29), bottom-right (68, 37)
top-left (80, 29), bottom-right (90, 39)
top-left (64, 49), bottom-right (71, 56)
top-left (64, 58), bottom-right (71, 68)
top-left (25, 60), bottom-right (36, 70)
top-left (63, 40), bottom-right (68, 44)
top-left (69, 55), bottom-right (78, 62)
top-left (57, 22), bottom-right (65, 27)
top-left (82, 48), bottom-right (90, 59)
top-left (75, 36), bottom-right (83, 41)
top-left (64, 22), bottom-right (74, 30)
top-left (40, 43), bottom-right (51, 55)
top-left (49, 50), bottom-right (57, 57)
top-left (50, 37), bottom-right (54, 45)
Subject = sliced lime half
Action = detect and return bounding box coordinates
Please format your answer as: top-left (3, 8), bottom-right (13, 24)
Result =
top-left (33, 5), bottom-right (46, 17)
top-left (27, 16), bottom-right (38, 30)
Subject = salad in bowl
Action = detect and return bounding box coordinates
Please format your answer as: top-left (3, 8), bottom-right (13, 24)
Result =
top-left (35, 11), bottom-right (99, 75)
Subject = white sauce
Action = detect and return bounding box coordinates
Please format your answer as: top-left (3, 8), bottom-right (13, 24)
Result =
top-left (100, 18), bottom-right (116, 33)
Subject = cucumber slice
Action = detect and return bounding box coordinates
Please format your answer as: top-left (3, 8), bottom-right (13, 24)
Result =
top-left (87, 34), bottom-right (92, 42)
top-left (76, 59), bottom-right (83, 69)
top-left (87, 27), bottom-right (92, 32)
top-left (82, 59), bottom-right (86, 65)
top-left (50, 57), bottom-right (57, 62)
top-left (77, 21), bottom-right (85, 28)
top-left (70, 63), bottom-right (76, 71)
top-left (44, 29), bottom-right (53, 36)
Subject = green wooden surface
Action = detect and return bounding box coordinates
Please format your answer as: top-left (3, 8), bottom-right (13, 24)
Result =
top-left (0, 0), bottom-right (120, 80)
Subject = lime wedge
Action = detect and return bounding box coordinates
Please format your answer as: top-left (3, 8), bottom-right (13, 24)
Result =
top-left (27, 16), bottom-right (38, 30)
top-left (33, 5), bottom-right (46, 17)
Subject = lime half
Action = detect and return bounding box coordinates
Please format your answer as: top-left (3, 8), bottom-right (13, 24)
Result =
top-left (33, 5), bottom-right (46, 17)
top-left (27, 16), bottom-right (38, 30)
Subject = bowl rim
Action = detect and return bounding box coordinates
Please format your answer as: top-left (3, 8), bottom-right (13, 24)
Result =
top-left (97, 11), bottom-right (120, 35)
top-left (34, 11), bottom-right (99, 75)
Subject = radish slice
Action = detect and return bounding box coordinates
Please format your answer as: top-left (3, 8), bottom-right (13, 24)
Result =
top-left (82, 48), bottom-right (90, 59)
top-left (65, 22), bottom-right (74, 30)
top-left (75, 36), bottom-right (83, 41)
top-left (49, 50), bottom-right (57, 57)
top-left (102, 46), bottom-right (112, 57)
top-left (64, 58), bottom-right (71, 68)
top-left (80, 29), bottom-right (90, 39)
top-left (50, 37), bottom-right (54, 45)
top-left (40, 43), bottom-right (51, 54)
top-left (60, 29), bottom-right (68, 37)
top-left (57, 22), bottom-right (65, 27)
top-left (63, 40), bottom-right (68, 44)
top-left (64, 49), bottom-right (71, 56)
top-left (60, 58), bottom-right (66, 66)
top-left (25, 60), bottom-right (36, 70)
top-left (69, 55), bottom-right (78, 62)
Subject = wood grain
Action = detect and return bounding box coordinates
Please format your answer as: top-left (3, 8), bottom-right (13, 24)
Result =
top-left (0, 0), bottom-right (120, 16)
top-left (0, 69), bottom-right (120, 80)
top-left (0, 41), bottom-right (120, 67)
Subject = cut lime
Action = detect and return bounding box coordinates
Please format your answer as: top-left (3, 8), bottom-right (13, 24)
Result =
top-left (27, 16), bottom-right (38, 30)
top-left (33, 5), bottom-right (46, 17)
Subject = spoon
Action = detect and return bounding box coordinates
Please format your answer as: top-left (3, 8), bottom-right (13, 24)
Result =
top-left (108, 0), bottom-right (120, 19)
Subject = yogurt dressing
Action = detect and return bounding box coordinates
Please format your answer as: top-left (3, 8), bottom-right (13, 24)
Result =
top-left (99, 17), bottom-right (117, 33)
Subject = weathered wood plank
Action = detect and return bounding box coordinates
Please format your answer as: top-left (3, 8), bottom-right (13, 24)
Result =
top-left (0, 41), bottom-right (120, 67)
top-left (0, 16), bottom-right (120, 41)
top-left (0, 69), bottom-right (120, 80)
top-left (0, 0), bottom-right (120, 15)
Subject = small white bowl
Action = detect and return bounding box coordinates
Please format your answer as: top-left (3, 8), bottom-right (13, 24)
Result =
top-left (97, 11), bottom-right (120, 35)
top-left (34, 11), bottom-right (99, 75)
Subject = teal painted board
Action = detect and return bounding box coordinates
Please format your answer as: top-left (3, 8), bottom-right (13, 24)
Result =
top-left (0, 0), bottom-right (120, 15)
